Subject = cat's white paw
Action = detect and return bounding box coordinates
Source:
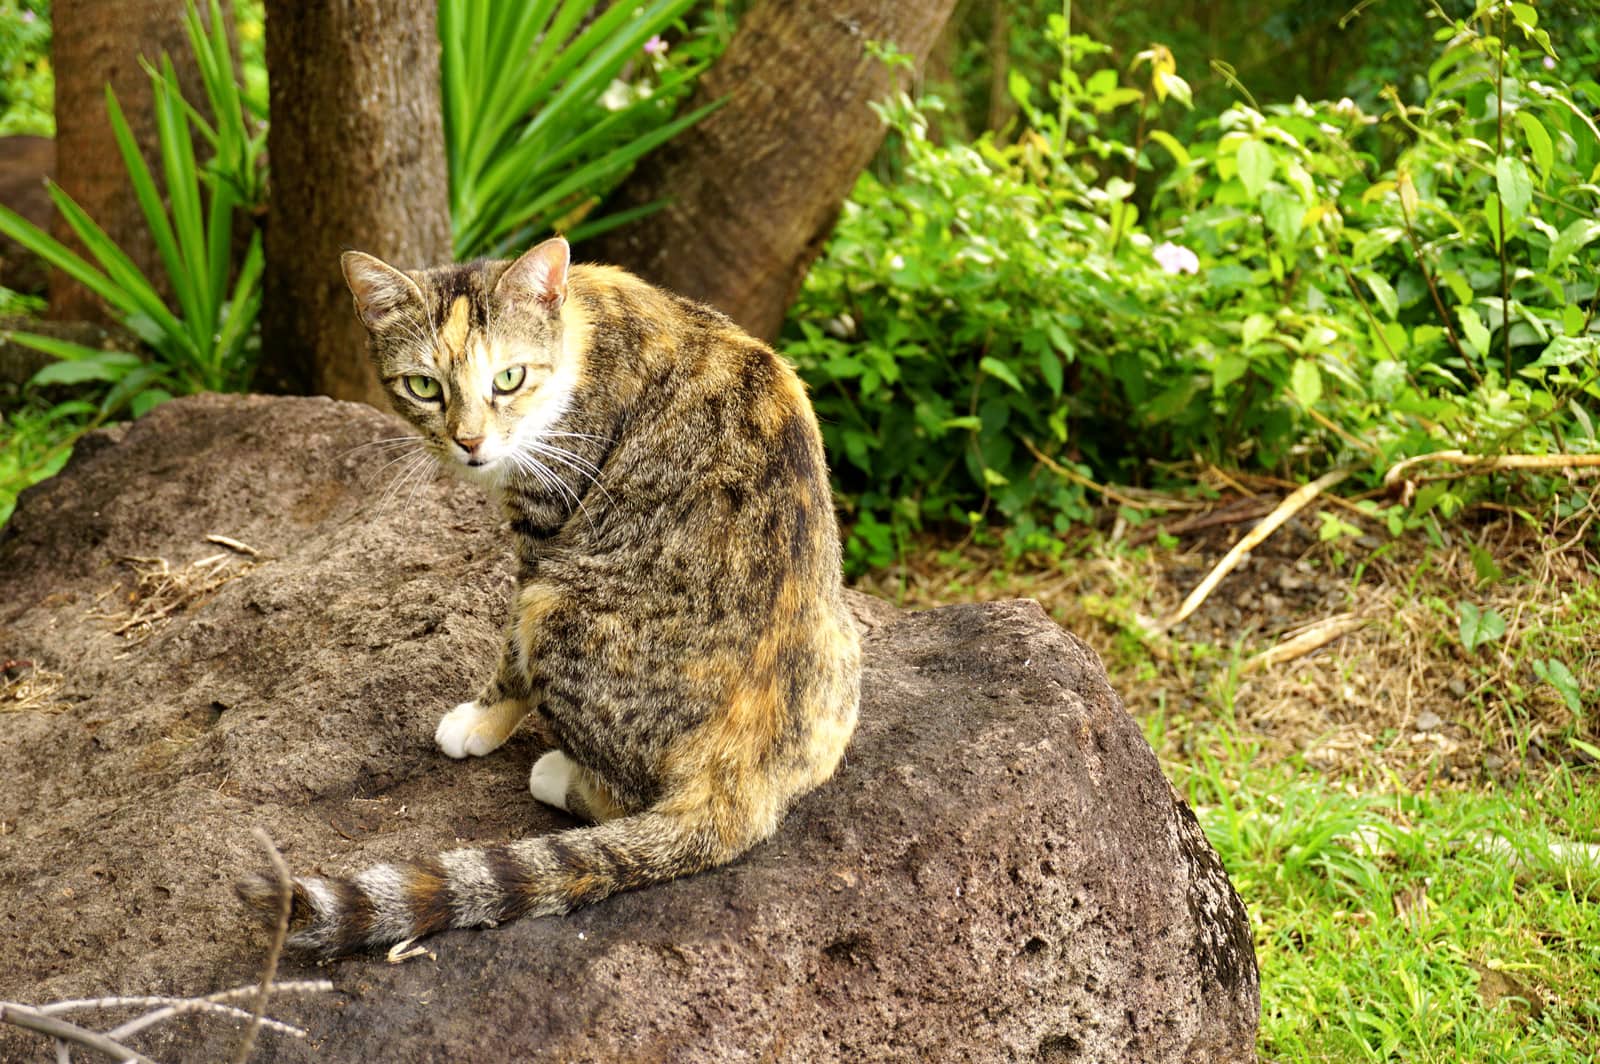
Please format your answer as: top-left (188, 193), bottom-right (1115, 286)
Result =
top-left (435, 701), bottom-right (507, 759)
top-left (528, 750), bottom-right (575, 811)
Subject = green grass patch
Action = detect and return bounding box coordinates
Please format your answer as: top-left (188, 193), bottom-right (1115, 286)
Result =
top-left (1165, 719), bottom-right (1600, 1062)
top-left (0, 396), bottom-right (96, 526)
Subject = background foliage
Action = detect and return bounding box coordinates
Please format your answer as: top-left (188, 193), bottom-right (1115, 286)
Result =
top-left (786, 2), bottom-right (1600, 567)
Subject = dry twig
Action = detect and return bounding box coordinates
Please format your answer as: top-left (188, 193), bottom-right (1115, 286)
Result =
top-left (1161, 467), bottom-right (1353, 630)
top-left (1244, 613), bottom-right (1371, 672)
top-left (89, 550), bottom-right (258, 645)
top-left (230, 829), bottom-right (296, 1064)
top-left (205, 534), bottom-right (262, 557)
top-left (1384, 449), bottom-right (1600, 488)
top-left (0, 1004), bottom-right (160, 1064)
top-left (1023, 438), bottom-right (1206, 512)
top-left (0, 828), bottom-right (328, 1063)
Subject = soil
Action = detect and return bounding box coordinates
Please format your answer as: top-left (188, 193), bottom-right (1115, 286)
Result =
top-left (856, 491), bottom-right (1600, 790)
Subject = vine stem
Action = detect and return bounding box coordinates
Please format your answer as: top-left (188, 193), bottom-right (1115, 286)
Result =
top-left (1495, 1), bottom-right (1511, 380)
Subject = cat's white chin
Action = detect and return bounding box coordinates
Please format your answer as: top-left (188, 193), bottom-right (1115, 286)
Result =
top-left (451, 455), bottom-right (509, 489)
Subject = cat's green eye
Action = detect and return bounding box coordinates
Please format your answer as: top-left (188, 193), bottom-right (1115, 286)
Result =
top-left (404, 375), bottom-right (441, 401)
top-left (493, 366), bottom-right (526, 394)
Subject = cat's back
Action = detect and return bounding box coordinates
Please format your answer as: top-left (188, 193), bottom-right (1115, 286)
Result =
top-left (570, 265), bottom-right (838, 555)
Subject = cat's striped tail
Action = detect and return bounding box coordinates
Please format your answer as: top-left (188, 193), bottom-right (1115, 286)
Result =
top-left (235, 811), bottom-right (725, 957)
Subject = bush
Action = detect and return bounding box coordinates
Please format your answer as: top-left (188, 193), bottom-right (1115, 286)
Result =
top-left (785, 4), bottom-right (1600, 568)
top-left (0, 0), bottom-right (51, 136)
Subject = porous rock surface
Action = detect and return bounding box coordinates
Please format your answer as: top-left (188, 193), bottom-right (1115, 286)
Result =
top-left (0, 394), bottom-right (1258, 1062)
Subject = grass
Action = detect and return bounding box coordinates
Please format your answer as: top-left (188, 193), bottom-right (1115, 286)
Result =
top-left (859, 496), bottom-right (1600, 1063)
top-left (0, 395), bottom-right (98, 526)
top-left (1177, 723), bottom-right (1600, 1062)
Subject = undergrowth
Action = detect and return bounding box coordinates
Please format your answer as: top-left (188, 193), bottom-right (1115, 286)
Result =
top-left (787, 3), bottom-right (1600, 570)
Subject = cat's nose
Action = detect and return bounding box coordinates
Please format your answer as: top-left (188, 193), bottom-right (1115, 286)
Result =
top-left (455, 434), bottom-right (485, 454)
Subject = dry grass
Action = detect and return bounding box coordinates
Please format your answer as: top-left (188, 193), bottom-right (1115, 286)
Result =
top-left (0, 660), bottom-right (69, 714)
top-left (854, 501), bottom-right (1600, 787)
top-left (89, 541), bottom-right (261, 646)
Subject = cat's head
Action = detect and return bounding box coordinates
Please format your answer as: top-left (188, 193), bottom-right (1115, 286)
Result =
top-left (341, 237), bottom-right (580, 488)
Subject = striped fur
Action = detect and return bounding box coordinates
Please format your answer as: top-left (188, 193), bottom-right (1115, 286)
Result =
top-left (238, 238), bottom-right (861, 955)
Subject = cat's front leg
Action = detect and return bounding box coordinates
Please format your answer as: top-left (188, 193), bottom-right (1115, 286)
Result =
top-left (436, 628), bottom-right (535, 758)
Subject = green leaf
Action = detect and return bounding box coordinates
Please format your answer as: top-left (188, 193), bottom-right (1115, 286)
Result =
top-left (28, 352), bottom-right (144, 386)
top-left (1146, 129), bottom-right (1190, 168)
top-left (1516, 111), bottom-right (1554, 177)
top-left (1521, 335), bottom-right (1596, 374)
top-left (1290, 359), bottom-right (1322, 408)
top-left (1459, 306), bottom-right (1491, 358)
top-left (1495, 156), bottom-right (1533, 225)
top-left (131, 388), bottom-right (175, 418)
top-left (1360, 271), bottom-right (1399, 320)
top-left (1533, 658), bottom-right (1582, 713)
top-left (1237, 140), bottom-right (1274, 200)
top-left (1212, 352), bottom-right (1249, 392)
top-left (1457, 602), bottom-right (1506, 653)
top-left (1562, 303), bottom-right (1586, 337)
top-left (1008, 68), bottom-right (1033, 108)
top-left (1038, 347), bottom-right (1063, 397)
top-left (1468, 543), bottom-right (1503, 587)
top-left (1548, 218), bottom-right (1600, 271)
top-left (1261, 189), bottom-right (1305, 249)
top-left (1155, 70), bottom-right (1192, 109)
top-left (979, 356), bottom-right (1024, 393)
top-left (1242, 312), bottom-right (1274, 349)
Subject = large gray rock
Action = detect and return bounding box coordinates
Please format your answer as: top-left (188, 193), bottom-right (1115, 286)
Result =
top-left (0, 394), bottom-right (1258, 1062)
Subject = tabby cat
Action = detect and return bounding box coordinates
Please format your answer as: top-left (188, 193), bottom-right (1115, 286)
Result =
top-left (238, 237), bottom-right (862, 955)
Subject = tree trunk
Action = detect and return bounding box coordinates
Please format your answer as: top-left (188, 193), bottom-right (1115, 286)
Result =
top-left (259, 0), bottom-right (452, 405)
top-left (581, 0), bottom-right (959, 343)
top-left (47, 0), bottom-right (214, 323)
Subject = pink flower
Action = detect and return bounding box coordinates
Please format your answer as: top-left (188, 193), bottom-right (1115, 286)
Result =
top-left (643, 35), bottom-right (668, 56)
top-left (1543, 55), bottom-right (1556, 70)
top-left (1153, 241), bottom-right (1199, 275)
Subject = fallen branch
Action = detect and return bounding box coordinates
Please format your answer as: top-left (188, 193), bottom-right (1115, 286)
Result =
top-left (0, 828), bottom-right (329, 1063)
top-left (1384, 449), bottom-right (1600, 488)
top-left (1161, 467), bottom-right (1353, 630)
top-left (0, 1004), bottom-right (159, 1064)
top-left (1129, 496), bottom-right (1276, 546)
top-left (1244, 613), bottom-right (1370, 672)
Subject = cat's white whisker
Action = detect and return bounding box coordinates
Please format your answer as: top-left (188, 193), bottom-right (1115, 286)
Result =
top-left (524, 441), bottom-right (614, 511)
top-left (374, 451), bottom-right (432, 516)
top-left (509, 448), bottom-right (599, 534)
top-left (341, 434), bottom-right (423, 460)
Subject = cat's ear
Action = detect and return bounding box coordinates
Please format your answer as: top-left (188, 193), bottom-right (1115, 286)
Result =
top-left (341, 251), bottom-right (423, 330)
top-left (495, 237), bottom-right (570, 315)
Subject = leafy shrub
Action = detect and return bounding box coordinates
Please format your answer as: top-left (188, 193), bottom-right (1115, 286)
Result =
top-left (0, 0), bottom-right (264, 410)
top-left (0, 0), bottom-right (51, 136)
top-left (786, 4), bottom-right (1599, 568)
top-left (441, 0), bottom-right (721, 257)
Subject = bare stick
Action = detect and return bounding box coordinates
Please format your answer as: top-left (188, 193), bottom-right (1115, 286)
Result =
top-left (205, 534), bottom-right (262, 557)
top-left (0, 1004), bottom-right (159, 1064)
top-left (1022, 438), bottom-right (1205, 512)
top-left (105, 1000), bottom-right (307, 1042)
top-left (1384, 450), bottom-right (1600, 488)
top-left (43, 981), bottom-right (333, 1018)
top-left (1161, 467), bottom-right (1352, 630)
top-left (1244, 613), bottom-right (1370, 672)
top-left (229, 829), bottom-right (295, 1064)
